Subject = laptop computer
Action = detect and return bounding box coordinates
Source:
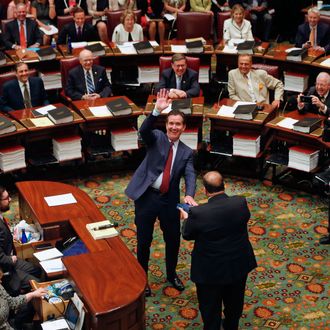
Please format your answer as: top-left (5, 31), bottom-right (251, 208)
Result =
top-left (41, 299), bottom-right (80, 330)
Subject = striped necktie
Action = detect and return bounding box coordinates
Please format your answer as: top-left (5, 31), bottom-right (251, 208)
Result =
top-left (86, 70), bottom-right (95, 94)
top-left (23, 83), bottom-right (32, 108)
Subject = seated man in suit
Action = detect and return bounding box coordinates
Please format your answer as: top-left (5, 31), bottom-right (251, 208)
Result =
top-left (0, 186), bottom-right (41, 297)
top-left (295, 7), bottom-right (330, 53)
top-left (298, 72), bottom-right (330, 116)
top-left (57, 7), bottom-right (101, 44)
top-left (65, 49), bottom-right (112, 101)
top-left (155, 54), bottom-right (200, 99)
top-left (0, 63), bottom-right (49, 113)
top-left (228, 54), bottom-right (284, 109)
top-left (3, 3), bottom-right (42, 50)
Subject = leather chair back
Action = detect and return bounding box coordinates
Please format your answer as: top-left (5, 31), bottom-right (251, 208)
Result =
top-left (1, 19), bottom-right (13, 35)
top-left (216, 11), bottom-right (231, 42)
top-left (176, 12), bottom-right (213, 40)
top-left (106, 10), bottom-right (142, 41)
top-left (252, 63), bottom-right (279, 79)
top-left (57, 15), bottom-right (93, 35)
top-left (0, 69), bottom-right (37, 95)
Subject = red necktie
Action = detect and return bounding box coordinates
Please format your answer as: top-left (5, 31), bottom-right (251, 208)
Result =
top-left (160, 142), bottom-right (174, 193)
top-left (20, 22), bottom-right (26, 48)
top-left (77, 26), bottom-right (82, 40)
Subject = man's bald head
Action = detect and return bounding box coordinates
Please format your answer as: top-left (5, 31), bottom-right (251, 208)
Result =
top-left (203, 171), bottom-right (225, 194)
top-left (79, 49), bottom-right (94, 70)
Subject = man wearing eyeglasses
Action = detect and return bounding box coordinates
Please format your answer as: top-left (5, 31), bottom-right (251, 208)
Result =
top-left (155, 53), bottom-right (200, 99)
top-left (0, 186), bottom-right (41, 296)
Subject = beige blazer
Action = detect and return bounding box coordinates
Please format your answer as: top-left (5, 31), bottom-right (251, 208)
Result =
top-left (228, 68), bottom-right (284, 104)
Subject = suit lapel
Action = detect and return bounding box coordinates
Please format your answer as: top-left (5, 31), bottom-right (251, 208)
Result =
top-left (170, 141), bottom-right (183, 180)
top-left (78, 66), bottom-right (87, 93)
top-left (92, 66), bottom-right (99, 89)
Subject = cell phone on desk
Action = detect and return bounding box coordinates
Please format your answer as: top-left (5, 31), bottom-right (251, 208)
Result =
top-left (177, 203), bottom-right (191, 213)
top-left (35, 242), bottom-right (53, 250)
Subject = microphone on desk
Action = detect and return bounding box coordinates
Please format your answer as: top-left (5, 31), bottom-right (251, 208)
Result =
top-left (281, 95), bottom-right (297, 116)
top-left (93, 222), bottom-right (119, 231)
top-left (214, 79), bottom-right (228, 107)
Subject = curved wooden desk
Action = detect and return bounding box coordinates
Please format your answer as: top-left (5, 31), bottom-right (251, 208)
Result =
top-left (16, 181), bottom-right (146, 330)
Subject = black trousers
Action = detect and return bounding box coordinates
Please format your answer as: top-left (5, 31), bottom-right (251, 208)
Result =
top-left (134, 188), bottom-right (180, 280)
top-left (196, 276), bottom-right (247, 330)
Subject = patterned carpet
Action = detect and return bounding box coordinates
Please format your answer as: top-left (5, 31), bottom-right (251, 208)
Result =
top-left (6, 172), bottom-right (330, 329)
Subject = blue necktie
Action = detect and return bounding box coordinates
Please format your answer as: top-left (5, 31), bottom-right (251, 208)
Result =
top-left (176, 76), bottom-right (181, 90)
top-left (86, 70), bottom-right (95, 94)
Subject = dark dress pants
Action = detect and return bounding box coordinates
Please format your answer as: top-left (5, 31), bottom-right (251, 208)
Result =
top-left (134, 188), bottom-right (180, 280)
top-left (196, 276), bottom-right (247, 330)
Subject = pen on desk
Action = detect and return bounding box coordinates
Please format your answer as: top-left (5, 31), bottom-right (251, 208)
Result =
top-left (93, 222), bottom-right (118, 231)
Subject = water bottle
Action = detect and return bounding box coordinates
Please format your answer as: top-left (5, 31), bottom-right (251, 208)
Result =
top-left (21, 228), bottom-right (28, 244)
top-left (67, 35), bottom-right (72, 54)
top-left (51, 37), bottom-right (56, 49)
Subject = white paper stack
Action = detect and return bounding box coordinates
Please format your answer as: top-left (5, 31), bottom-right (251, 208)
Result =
top-left (52, 136), bottom-right (82, 162)
top-left (39, 72), bottom-right (62, 90)
top-left (288, 146), bottom-right (319, 172)
top-left (138, 66), bottom-right (159, 83)
top-left (199, 66), bottom-right (210, 83)
top-left (0, 145), bottom-right (26, 172)
top-left (284, 72), bottom-right (308, 92)
top-left (180, 128), bottom-right (198, 150)
top-left (233, 133), bottom-right (261, 157)
top-left (111, 127), bottom-right (138, 151)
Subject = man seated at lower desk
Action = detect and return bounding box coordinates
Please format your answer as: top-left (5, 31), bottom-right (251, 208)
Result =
top-left (0, 186), bottom-right (41, 297)
top-left (297, 72), bottom-right (330, 116)
top-left (155, 54), bottom-right (200, 99)
top-left (228, 54), bottom-right (284, 109)
top-left (65, 49), bottom-right (112, 101)
top-left (0, 62), bottom-right (49, 113)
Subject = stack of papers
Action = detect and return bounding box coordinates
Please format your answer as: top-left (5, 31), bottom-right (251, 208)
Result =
top-left (233, 133), bottom-right (261, 157)
top-left (284, 72), bottom-right (308, 92)
top-left (117, 41), bottom-right (158, 54)
top-left (34, 247), bottom-right (66, 274)
top-left (288, 146), bottom-right (320, 172)
top-left (138, 66), bottom-right (159, 83)
top-left (320, 58), bottom-right (330, 67)
top-left (276, 118), bottom-right (298, 129)
top-left (199, 66), bottom-right (209, 83)
top-left (39, 72), bottom-right (62, 90)
top-left (0, 145), bottom-right (26, 172)
top-left (180, 128), bottom-right (198, 150)
top-left (86, 220), bottom-right (118, 240)
top-left (111, 127), bottom-right (138, 151)
top-left (89, 105), bottom-right (112, 117)
top-left (52, 136), bottom-right (82, 161)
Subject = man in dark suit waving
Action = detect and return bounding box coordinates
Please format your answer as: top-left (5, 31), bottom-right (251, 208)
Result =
top-left (125, 89), bottom-right (197, 296)
top-left (65, 49), bottom-right (112, 101)
top-left (155, 54), bottom-right (200, 99)
top-left (180, 171), bottom-right (257, 330)
top-left (3, 3), bottom-right (42, 50)
top-left (0, 63), bottom-right (49, 113)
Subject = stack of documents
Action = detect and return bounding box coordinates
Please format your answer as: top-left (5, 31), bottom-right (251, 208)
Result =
top-left (86, 220), bottom-right (118, 240)
top-left (39, 72), bottom-right (62, 90)
top-left (34, 248), bottom-right (66, 274)
top-left (180, 128), bottom-right (198, 150)
top-left (138, 66), bottom-right (159, 83)
top-left (0, 145), bottom-right (26, 172)
top-left (288, 146), bottom-right (319, 172)
top-left (199, 66), bottom-right (209, 83)
top-left (284, 71), bottom-right (308, 92)
top-left (110, 127), bottom-right (138, 151)
top-left (233, 133), bottom-right (260, 157)
top-left (52, 135), bottom-right (82, 162)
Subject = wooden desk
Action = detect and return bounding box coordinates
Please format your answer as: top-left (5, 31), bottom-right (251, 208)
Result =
top-left (16, 180), bottom-right (146, 330)
top-left (0, 114), bottom-right (27, 145)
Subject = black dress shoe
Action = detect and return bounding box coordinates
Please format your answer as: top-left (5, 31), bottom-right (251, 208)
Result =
top-left (145, 284), bottom-right (151, 297)
top-left (319, 235), bottom-right (330, 245)
top-left (168, 276), bottom-right (185, 291)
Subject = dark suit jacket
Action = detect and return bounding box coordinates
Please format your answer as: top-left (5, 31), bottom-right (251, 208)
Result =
top-left (137, 0), bottom-right (164, 17)
top-left (58, 21), bottom-right (98, 44)
top-left (295, 22), bottom-right (330, 52)
top-left (3, 18), bottom-right (42, 50)
top-left (155, 68), bottom-right (200, 98)
top-left (125, 113), bottom-right (196, 203)
top-left (65, 64), bottom-right (112, 100)
top-left (182, 193), bottom-right (257, 284)
top-left (242, 0), bottom-right (268, 10)
top-left (299, 86), bottom-right (330, 116)
top-left (0, 217), bottom-right (16, 273)
top-left (0, 77), bottom-right (49, 113)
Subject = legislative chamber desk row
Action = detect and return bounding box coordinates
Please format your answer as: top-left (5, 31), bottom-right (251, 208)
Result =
top-left (17, 180), bottom-right (146, 329)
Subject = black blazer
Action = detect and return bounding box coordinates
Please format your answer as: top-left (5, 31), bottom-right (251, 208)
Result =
top-left (0, 77), bottom-right (49, 113)
top-left (65, 64), bottom-right (112, 100)
top-left (58, 21), bottom-right (98, 44)
top-left (155, 68), bottom-right (200, 98)
top-left (3, 18), bottom-right (42, 50)
top-left (182, 193), bottom-right (257, 284)
top-left (295, 22), bottom-right (330, 53)
top-left (0, 218), bottom-right (16, 273)
top-left (299, 86), bottom-right (330, 116)
top-left (137, 0), bottom-right (164, 17)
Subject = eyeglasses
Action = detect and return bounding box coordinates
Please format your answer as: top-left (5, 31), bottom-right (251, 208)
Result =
top-left (0, 196), bottom-right (10, 201)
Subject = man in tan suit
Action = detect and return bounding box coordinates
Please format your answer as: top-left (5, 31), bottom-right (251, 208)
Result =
top-left (228, 54), bottom-right (284, 109)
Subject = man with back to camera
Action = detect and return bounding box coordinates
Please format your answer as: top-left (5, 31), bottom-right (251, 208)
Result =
top-left (3, 3), bottom-right (42, 50)
top-left (0, 62), bottom-right (49, 113)
top-left (125, 89), bottom-right (198, 296)
top-left (297, 72), bottom-right (330, 116)
top-left (295, 7), bottom-right (330, 53)
top-left (65, 49), bottom-right (112, 101)
top-left (228, 54), bottom-right (284, 110)
top-left (155, 53), bottom-right (200, 99)
top-left (180, 171), bottom-right (257, 330)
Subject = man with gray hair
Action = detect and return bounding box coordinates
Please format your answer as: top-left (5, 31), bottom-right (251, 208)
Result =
top-left (295, 7), bottom-right (330, 53)
top-left (298, 72), bottom-right (330, 116)
top-left (66, 49), bottom-right (112, 101)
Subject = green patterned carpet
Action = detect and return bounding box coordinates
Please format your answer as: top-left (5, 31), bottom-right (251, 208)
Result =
top-left (6, 172), bottom-right (330, 329)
